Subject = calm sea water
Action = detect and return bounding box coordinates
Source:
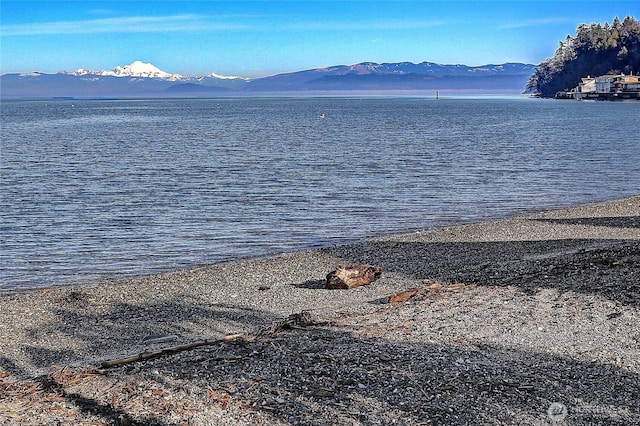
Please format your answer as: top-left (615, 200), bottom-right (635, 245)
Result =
top-left (1, 97), bottom-right (638, 290)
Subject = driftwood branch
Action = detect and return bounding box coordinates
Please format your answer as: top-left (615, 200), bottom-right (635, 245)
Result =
top-left (100, 312), bottom-right (319, 369)
top-left (326, 264), bottom-right (383, 289)
top-left (100, 333), bottom-right (244, 368)
top-left (387, 287), bottom-right (422, 303)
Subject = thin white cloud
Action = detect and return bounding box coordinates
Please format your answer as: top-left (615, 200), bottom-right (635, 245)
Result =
top-left (0, 14), bottom-right (248, 36)
top-left (2, 12), bottom-right (451, 37)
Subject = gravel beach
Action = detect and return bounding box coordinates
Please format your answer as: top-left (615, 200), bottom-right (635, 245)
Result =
top-left (1, 196), bottom-right (639, 425)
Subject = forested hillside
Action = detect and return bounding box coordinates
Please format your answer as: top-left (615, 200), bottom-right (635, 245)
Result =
top-left (527, 16), bottom-right (640, 97)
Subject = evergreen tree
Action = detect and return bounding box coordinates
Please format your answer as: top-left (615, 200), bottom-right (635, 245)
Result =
top-left (527, 16), bottom-right (640, 97)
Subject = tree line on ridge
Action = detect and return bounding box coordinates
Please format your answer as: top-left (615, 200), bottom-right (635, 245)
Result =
top-left (527, 15), bottom-right (640, 97)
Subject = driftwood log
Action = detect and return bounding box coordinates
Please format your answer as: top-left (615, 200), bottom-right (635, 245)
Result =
top-left (100, 334), bottom-right (244, 368)
top-left (326, 264), bottom-right (383, 289)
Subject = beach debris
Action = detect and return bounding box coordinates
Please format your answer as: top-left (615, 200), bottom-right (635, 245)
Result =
top-left (326, 264), bottom-right (383, 289)
top-left (100, 333), bottom-right (244, 368)
top-left (101, 312), bottom-right (320, 369)
top-left (261, 311), bottom-right (316, 335)
top-left (379, 283), bottom-right (469, 304)
top-left (388, 288), bottom-right (421, 303)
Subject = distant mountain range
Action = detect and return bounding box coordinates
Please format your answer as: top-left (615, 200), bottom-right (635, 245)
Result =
top-left (1, 60), bottom-right (536, 97)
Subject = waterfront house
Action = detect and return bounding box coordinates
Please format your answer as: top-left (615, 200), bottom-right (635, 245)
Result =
top-left (595, 75), bottom-right (619, 93)
top-left (613, 74), bottom-right (640, 91)
top-left (560, 73), bottom-right (640, 100)
top-left (576, 76), bottom-right (596, 94)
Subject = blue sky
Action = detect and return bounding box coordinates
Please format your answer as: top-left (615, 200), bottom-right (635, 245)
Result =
top-left (2, 1), bottom-right (639, 77)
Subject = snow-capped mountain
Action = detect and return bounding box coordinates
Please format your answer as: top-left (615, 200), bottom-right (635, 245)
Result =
top-left (1, 61), bottom-right (248, 97)
top-left (200, 72), bottom-right (249, 81)
top-left (66, 61), bottom-right (248, 82)
top-left (1, 60), bottom-right (536, 97)
top-left (68, 61), bottom-right (186, 81)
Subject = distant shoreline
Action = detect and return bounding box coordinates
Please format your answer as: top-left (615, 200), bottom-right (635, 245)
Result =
top-left (0, 89), bottom-right (532, 101)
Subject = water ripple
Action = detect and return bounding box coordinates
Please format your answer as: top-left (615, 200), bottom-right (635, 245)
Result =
top-left (1, 97), bottom-right (638, 290)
